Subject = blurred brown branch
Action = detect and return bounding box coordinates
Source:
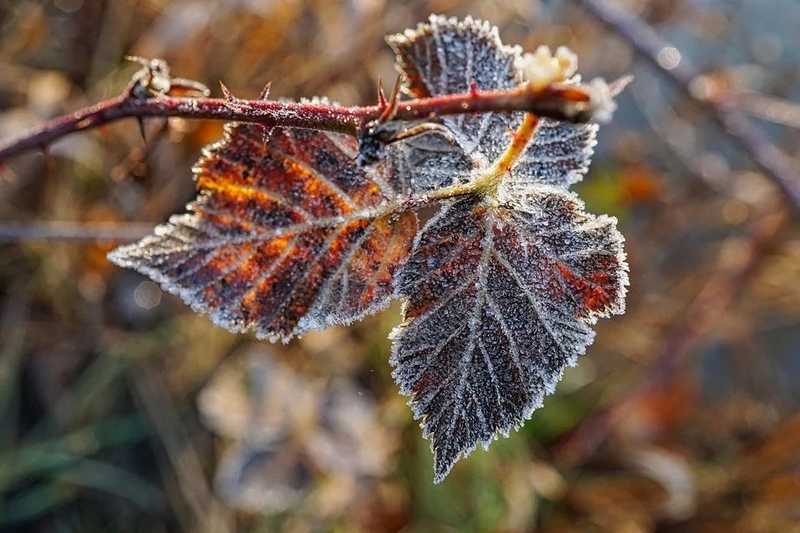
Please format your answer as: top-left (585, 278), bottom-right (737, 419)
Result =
top-left (730, 92), bottom-right (800, 129)
top-left (0, 58), bottom-right (607, 164)
top-left (555, 207), bottom-right (790, 465)
top-left (0, 221), bottom-right (154, 242)
top-left (574, 0), bottom-right (800, 215)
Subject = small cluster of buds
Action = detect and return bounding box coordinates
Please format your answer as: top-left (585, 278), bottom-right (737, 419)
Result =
top-left (516, 45), bottom-right (622, 123)
top-left (515, 46), bottom-right (579, 90)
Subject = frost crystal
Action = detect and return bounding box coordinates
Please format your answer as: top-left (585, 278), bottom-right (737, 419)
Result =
top-left (584, 78), bottom-right (619, 124)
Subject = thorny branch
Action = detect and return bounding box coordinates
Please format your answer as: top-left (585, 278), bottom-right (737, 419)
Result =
top-left (0, 58), bottom-right (609, 163)
top-left (574, 0), bottom-right (800, 215)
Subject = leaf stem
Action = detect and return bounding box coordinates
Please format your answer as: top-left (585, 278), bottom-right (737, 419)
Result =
top-left (427, 112), bottom-right (540, 201)
top-left (476, 112), bottom-right (540, 193)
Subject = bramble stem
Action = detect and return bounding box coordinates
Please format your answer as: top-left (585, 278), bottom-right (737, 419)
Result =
top-left (0, 66), bottom-right (600, 163)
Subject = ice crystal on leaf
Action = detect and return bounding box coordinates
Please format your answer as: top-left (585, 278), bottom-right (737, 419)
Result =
top-left (109, 14), bottom-right (628, 483)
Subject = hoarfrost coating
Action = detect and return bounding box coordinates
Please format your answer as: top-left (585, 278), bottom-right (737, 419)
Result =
top-left (108, 14), bottom-right (628, 482)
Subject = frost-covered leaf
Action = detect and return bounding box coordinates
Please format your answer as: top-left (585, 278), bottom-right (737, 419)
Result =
top-left (388, 14), bottom-right (521, 166)
top-left (109, 124), bottom-right (417, 342)
top-left (384, 17), bottom-right (623, 481)
top-left (391, 186), bottom-right (627, 482)
top-left (387, 14), bottom-right (597, 189)
top-left (109, 15), bottom-right (628, 485)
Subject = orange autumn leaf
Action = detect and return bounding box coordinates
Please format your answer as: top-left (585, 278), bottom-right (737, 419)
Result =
top-left (110, 123), bottom-right (417, 342)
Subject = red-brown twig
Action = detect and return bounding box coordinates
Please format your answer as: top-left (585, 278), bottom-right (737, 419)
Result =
top-left (0, 67), bottom-right (596, 163)
top-left (574, 0), bottom-right (800, 215)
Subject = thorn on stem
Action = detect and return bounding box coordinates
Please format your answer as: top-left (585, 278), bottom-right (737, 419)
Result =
top-left (40, 144), bottom-right (55, 172)
top-left (219, 81), bottom-right (234, 101)
top-left (378, 75), bottom-right (403, 123)
top-left (260, 125), bottom-right (273, 146)
top-left (377, 79), bottom-right (388, 109)
top-left (469, 80), bottom-right (480, 97)
top-left (259, 81), bottom-right (272, 101)
top-left (136, 117), bottom-right (147, 145)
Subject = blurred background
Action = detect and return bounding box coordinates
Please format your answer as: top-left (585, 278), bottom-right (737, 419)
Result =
top-left (1, 0), bottom-right (799, 531)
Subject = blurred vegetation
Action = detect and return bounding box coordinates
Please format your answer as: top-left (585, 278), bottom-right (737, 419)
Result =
top-left (1, 0), bottom-right (799, 531)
